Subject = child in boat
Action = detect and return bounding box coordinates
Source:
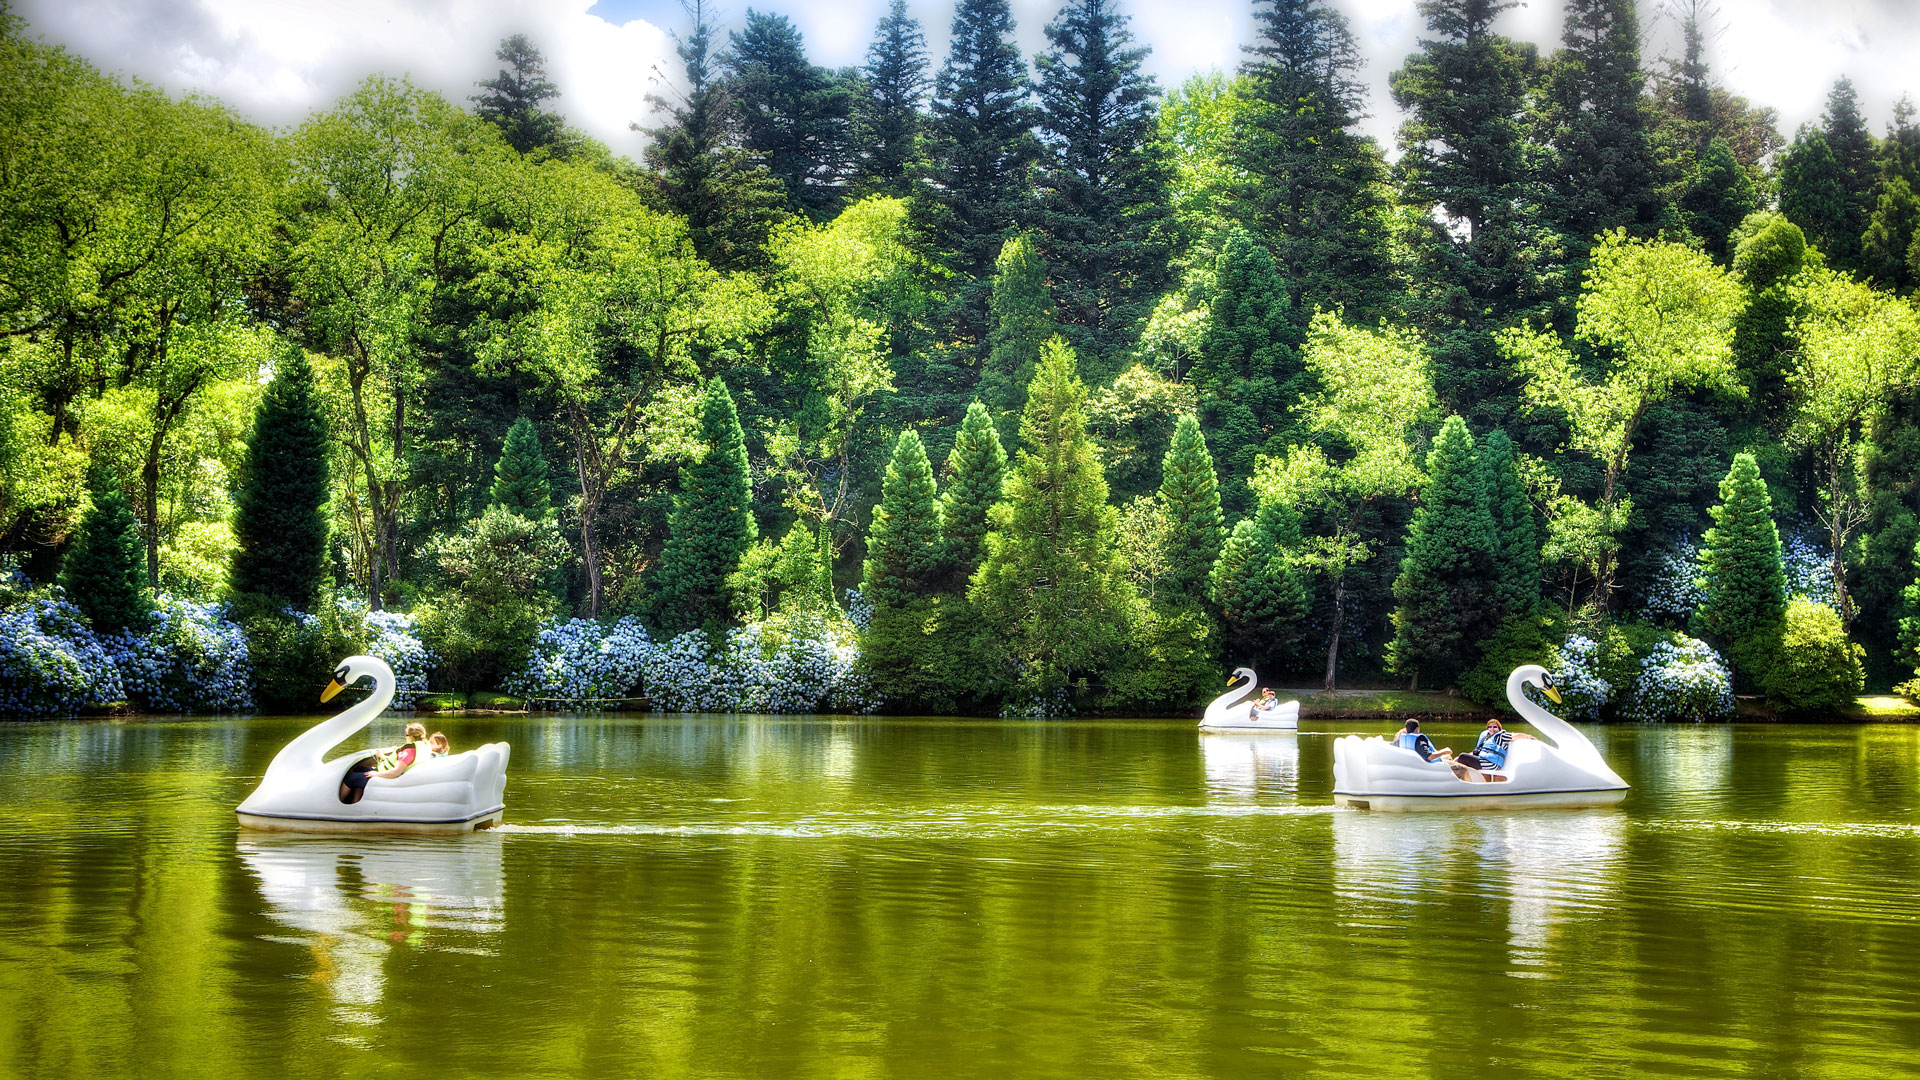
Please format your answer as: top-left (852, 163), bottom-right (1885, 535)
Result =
top-left (429, 732), bottom-right (450, 757)
top-left (1391, 720), bottom-right (1451, 762)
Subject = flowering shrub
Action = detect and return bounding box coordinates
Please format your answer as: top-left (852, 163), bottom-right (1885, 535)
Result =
top-left (1618, 635), bottom-right (1734, 722)
top-left (1551, 634), bottom-right (1613, 721)
top-left (363, 609), bottom-right (433, 710)
top-left (999, 686), bottom-right (1076, 719)
top-left (643, 630), bottom-right (733, 712)
top-left (508, 617), bottom-right (651, 709)
top-left (109, 595), bottom-right (253, 713)
top-left (1781, 533), bottom-right (1840, 611)
top-left (609, 617), bottom-right (878, 715)
top-left (0, 597), bottom-right (124, 716)
top-left (1642, 537), bottom-right (1704, 625)
top-left (843, 587), bottom-right (873, 633)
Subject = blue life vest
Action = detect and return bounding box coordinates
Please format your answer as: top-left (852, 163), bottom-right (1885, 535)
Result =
top-left (1395, 731), bottom-right (1434, 758)
top-left (1474, 729), bottom-right (1511, 767)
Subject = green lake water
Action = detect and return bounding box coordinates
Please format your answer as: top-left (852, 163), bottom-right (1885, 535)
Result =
top-left (3, 714), bottom-right (1919, 1079)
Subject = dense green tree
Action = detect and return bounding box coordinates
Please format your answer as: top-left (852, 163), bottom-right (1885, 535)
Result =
top-left (472, 34), bottom-right (564, 154)
top-left (1159, 415), bottom-right (1224, 604)
top-left (920, 0), bottom-right (1041, 341)
top-left (489, 416), bottom-right (552, 521)
top-left (1192, 231), bottom-right (1303, 511)
top-left (1862, 176), bottom-right (1920, 292)
top-left (1235, 0), bottom-right (1392, 318)
top-left (1729, 212), bottom-right (1814, 421)
top-left (230, 352), bottom-right (330, 611)
top-left (970, 338), bottom-right (1133, 697)
top-left (652, 378), bottom-right (757, 635)
top-left (1821, 77), bottom-right (1878, 270)
top-left (423, 505), bottom-right (566, 694)
top-left (1479, 428), bottom-right (1539, 614)
top-left (725, 10), bottom-right (853, 220)
top-left (1538, 0), bottom-right (1656, 252)
top-left (853, 0), bottom-right (928, 196)
top-left (1681, 137), bottom-right (1759, 261)
top-left (1691, 453), bottom-right (1787, 676)
top-left (938, 401), bottom-right (1009, 582)
top-left (982, 234), bottom-right (1056, 422)
top-left (1209, 496), bottom-right (1310, 670)
top-left (1778, 127), bottom-right (1852, 264)
top-left (61, 470), bottom-right (150, 634)
top-left (1032, 0), bottom-right (1172, 370)
top-left (1388, 416), bottom-right (1498, 689)
top-left (642, 0), bottom-right (787, 269)
top-left (862, 430), bottom-right (944, 606)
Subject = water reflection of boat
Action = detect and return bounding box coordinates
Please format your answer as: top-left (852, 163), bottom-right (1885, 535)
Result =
top-left (237, 837), bottom-right (504, 1020)
top-left (1201, 733), bottom-right (1300, 799)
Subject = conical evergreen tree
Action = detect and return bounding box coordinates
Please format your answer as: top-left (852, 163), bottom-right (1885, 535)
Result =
top-left (490, 415), bottom-right (552, 521)
top-left (653, 378), bottom-right (757, 635)
top-left (939, 401), bottom-right (1008, 583)
top-left (471, 34), bottom-right (564, 154)
top-left (1692, 453), bottom-right (1788, 664)
top-left (1538, 0), bottom-right (1657, 254)
top-left (862, 431), bottom-right (944, 607)
top-left (1032, 0), bottom-right (1171, 371)
top-left (1862, 176), bottom-right (1920, 292)
top-left (854, 0), bottom-right (929, 197)
top-left (982, 234), bottom-right (1056, 423)
top-left (231, 350), bottom-right (330, 610)
top-left (920, 0), bottom-right (1040, 341)
top-left (1208, 495), bottom-right (1310, 669)
top-left (1680, 137), bottom-right (1758, 261)
top-left (1388, 416), bottom-right (1500, 689)
top-left (1193, 231), bottom-right (1303, 512)
top-left (1821, 77), bottom-right (1877, 269)
top-left (725, 10), bottom-right (853, 220)
top-left (61, 469), bottom-right (150, 634)
top-left (970, 338), bottom-right (1133, 695)
top-left (1159, 415), bottom-right (1224, 604)
top-left (1778, 127), bottom-right (1852, 263)
top-left (1478, 429), bottom-right (1539, 616)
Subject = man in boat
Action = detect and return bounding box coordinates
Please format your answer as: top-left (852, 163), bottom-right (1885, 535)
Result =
top-left (339, 722), bottom-right (431, 804)
top-left (1392, 720), bottom-right (1451, 763)
top-left (1451, 717), bottom-right (1534, 782)
top-left (1249, 688), bottom-right (1280, 719)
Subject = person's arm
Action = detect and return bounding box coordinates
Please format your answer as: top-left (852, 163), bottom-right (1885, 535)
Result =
top-left (372, 744), bottom-right (416, 779)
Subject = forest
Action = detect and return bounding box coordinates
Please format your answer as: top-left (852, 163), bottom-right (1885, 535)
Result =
top-left (3, 0), bottom-right (1920, 719)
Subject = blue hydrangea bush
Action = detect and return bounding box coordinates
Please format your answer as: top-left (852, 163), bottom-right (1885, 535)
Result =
top-left (1642, 537), bottom-right (1704, 624)
top-left (1550, 634), bottom-right (1613, 721)
top-left (1618, 635), bottom-right (1735, 722)
top-left (363, 609), bottom-right (433, 710)
top-left (1782, 533), bottom-right (1839, 611)
top-left (108, 595), bottom-right (254, 713)
top-left (0, 597), bottom-right (125, 716)
top-left (508, 617), bottom-right (651, 709)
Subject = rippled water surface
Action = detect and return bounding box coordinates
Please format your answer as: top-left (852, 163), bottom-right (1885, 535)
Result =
top-left (3, 715), bottom-right (1919, 1079)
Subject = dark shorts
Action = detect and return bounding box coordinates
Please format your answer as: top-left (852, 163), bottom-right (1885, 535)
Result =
top-left (1456, 753), bottom-right (1497, 770)
top-left (343, 760), bottom-right (377, 791)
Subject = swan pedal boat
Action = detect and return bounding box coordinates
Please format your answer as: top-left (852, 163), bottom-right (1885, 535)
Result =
top-left (1332, 665), bottom-right (1628, 812)
top-left (1199, 667), bottom-right (1300, 731)
top-left (236, 655), bottom-right (510, 834)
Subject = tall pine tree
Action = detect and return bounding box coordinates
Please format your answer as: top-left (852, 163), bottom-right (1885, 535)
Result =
top-left (939, 401), bottom-right (1009, 584)
top-left (982, 234), bottom-right (1056, 424)
top-left (490, 415), bottom-right (552, 521)
top-left (1159, 414), bottom-right (1225, 605)
top-left (642, 0), bottom-right (787, 270)
top-left (1861, 176), bottom-right (1920, 292)
top-left (1032, 0), bottom-right (1172, 372)
top-left (472, 34), bottom-right (564, 154)
top-left (970, 338), bottom-right (1133, 697)
top-left (1388, 416), bottom-right (1499, 690)
top-left (231, 351), bottom-right (330, 611)
top-left (652, 378), bottom-right (757, 636)
top-left (1478, 428), bottom-right (1539, 615)
top-left (1680, 137), bottom-right (1758, 261)
top-left (61, 469), bottom-right (150, 634)
top-left (1538, 0), bottom-right (1656, 253)
top-left (854, 0), bottom-right (929, 197)
top-left (862, 430), bottom-right (944, 607)
top-left (1778, 127), bottom-right (1853, 264)
top-left (1209, 495), bottom-right (1310, 671)
top-left (1692, 452), bottom-right (1788, 678)
top-left (1235, 0), bottom-right (1393, 319)
top-left (725, 10), bottom-right (854, 221)
top-left (1820, 77), bottom-right (1877, 270)
top-left (1192, 231), bottom-right (1304, 513)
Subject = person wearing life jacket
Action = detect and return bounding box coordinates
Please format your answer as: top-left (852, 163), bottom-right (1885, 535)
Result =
top-left (1391, 719), bottom-right (1451, 763)
top-left (340, 722), bottom-right (431, 804)
top-left (1452, 717), bottom-right (1535, 781)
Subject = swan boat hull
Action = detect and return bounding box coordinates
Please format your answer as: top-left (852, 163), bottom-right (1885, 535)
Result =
top-left (235, 805), bottom-right (505, 834)
top-left (1331, 787), bottom-right (1628, 812)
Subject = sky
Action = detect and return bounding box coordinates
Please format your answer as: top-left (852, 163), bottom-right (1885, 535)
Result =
top-left (16, 0), bottom-right (1920, 160)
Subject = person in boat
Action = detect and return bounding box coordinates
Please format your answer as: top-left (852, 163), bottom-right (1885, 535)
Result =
top-left (429, 732), bottom-right (450, 757)
top-left (339, 722), bottom-right (431, 804)
top-left (1249, 688), bottom-right (1280, 719)
top-left (1391, 720), bottom-right (1451, 762)
top-left (1452, 717), bottom-right (1534, 780)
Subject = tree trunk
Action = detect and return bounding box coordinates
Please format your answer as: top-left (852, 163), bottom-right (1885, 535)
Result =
top-left (574, 439), bottom-right (602, 617)
top-left (1322, 575), bottom-right (1345, 692)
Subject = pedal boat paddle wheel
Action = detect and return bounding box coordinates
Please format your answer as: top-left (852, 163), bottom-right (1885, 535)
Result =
top-left (1199, 667), bottom-right (1300, 731)
top-left (236, 656), bottom-right (510, 834)
top-left (1332, 665), bottom-right (1628, 811)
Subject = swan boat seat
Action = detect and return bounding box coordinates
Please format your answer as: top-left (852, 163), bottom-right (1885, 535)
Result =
top-left (236, 655), bottom-right (510, 834)
top-left (1331, 665), bottom-right (1629, 811)
top-left (1199, 668), bottom-right (1300, 731)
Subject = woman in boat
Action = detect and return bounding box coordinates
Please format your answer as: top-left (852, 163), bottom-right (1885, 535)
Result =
top-left (1453, 718), bottom-right (1534, 779)
top-left (339, 722), bottom-right (430, 804)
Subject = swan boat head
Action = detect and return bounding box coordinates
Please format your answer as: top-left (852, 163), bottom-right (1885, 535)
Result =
top-left (237, 654), bottom-right (511, 833)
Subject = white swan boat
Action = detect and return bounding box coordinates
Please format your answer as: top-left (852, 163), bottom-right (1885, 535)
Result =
top-left (236, 655), bottom-right (510, 834)
top-left (1199, 667), bottom-right (1300, 731)
top-left (1331, 665), bottom-right (1628, 811)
